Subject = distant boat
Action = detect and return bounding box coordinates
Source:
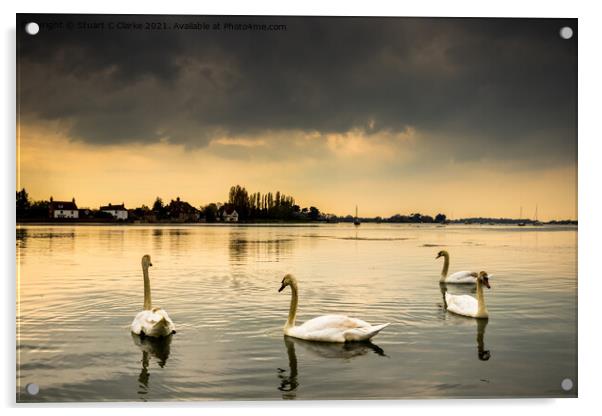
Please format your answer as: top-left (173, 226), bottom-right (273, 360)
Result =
top-left (533, 204), bottom-right (543, 226)
top-left (518, 206), bottom-right (526, 226)
top-left (353, 205), bottom-right (361, 226)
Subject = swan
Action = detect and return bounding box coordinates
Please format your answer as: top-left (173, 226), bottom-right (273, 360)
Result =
top-left (436, 250), bottom-right (477, 284)
top-left (278, 274), bottom-right (390, 343)
top-left (445, 271), bottom-right (491, 318)
top-left (130, 255), bottom-right (176, 337)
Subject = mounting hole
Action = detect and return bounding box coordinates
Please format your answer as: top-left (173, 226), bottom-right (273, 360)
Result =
top-left (561, 378), bottom-right (574, 391)
top-left (25, 383), bottom-right (39, 395)
top-left (559, 26), bottom-right (573, 40)
top-left (25, 22), bottom-right (40, 36)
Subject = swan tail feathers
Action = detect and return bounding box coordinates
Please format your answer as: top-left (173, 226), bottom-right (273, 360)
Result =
top-left (344, 323), bottom-right (390, 342)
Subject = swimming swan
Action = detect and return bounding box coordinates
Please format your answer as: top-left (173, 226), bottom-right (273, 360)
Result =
top-left (130, 255), bottom-right (176, 337)
top-left (278, 274), bottom-right (389, 343)
top-left (445, 271), bottom-right (491, 318)
top-left (436, 250), bottom-right (477, 284)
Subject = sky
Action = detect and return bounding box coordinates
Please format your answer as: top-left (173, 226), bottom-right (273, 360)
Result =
top-left (17, 15), bottom-right (577, 220)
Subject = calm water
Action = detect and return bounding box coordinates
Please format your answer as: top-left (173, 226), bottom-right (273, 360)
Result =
top-left (16, 224), bottom-right (577, 402)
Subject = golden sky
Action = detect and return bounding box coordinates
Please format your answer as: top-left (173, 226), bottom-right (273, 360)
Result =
top-left (17, 120), bottom-right (576, 220)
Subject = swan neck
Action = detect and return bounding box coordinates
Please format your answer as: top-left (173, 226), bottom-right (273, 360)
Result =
top-left (143, 265), bottom-right (152, 310)
top-left (286, 282), bottom-right (298, 329)
top-left (476, 279), bottom-right (488, 316)
top-left (440, 254), bottom-right (450, 279)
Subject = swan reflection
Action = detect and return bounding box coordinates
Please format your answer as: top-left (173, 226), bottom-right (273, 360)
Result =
top-left (476, 318), bottom-right (491, 361)
top-left (277, 335), bottom-right (386, 399)
top-left (277, 336), bottom-right (298, 399)
top-left (131, 334), bottom-right (172, 398)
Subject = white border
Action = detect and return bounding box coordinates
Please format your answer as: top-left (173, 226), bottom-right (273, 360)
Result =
top-left (3, 1), bottom-right (601, 415)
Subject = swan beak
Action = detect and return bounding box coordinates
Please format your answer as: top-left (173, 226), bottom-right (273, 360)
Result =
top-left (484, 279), bottom-right (491, 289)
top-left (435, 254), bottom-right (441, 259)
top-left (278, 283), bottom-right (286, 292)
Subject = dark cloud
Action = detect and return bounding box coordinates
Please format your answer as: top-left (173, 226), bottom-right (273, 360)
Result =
top-left (17, 14), bottom-right (577, 164)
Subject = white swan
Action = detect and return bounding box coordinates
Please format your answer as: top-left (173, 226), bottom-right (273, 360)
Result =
top-left (445, 271), bottom-right (491, 318)
top-left (436, 250), bottom-right (477, 284)
top-left (130, 255), bottom-right (176, 337)
top-left (278, 274), bottom-right (390, 343)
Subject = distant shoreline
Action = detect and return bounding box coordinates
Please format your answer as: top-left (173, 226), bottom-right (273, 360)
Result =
top-left (16, 221), bottom-right (577, 227)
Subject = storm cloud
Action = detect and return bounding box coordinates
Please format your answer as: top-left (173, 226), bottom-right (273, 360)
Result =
top-left (17, 15), bottom-right (577, 164)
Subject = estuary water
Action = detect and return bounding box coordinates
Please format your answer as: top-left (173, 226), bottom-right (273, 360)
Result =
top-left (16, 224), bottom-right (577, 402)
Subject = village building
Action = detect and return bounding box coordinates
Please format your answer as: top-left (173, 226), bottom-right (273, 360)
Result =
top-left (100, 203), bottom-right (128, 220)
top-left (222, 206), bottom-right (239, 223)
top-left (165, 197), bottom-right (200, 222)
top-left (49, 197), bottom-right (79, 219)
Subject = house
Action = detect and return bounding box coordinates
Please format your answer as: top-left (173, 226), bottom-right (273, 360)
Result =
top-left (222, 206), bottom-right (239, 223)
top-left (165, 197), bottom-right (200, 222)
top-left (100, 203), bottom-right (128, 220)
top-left (49, 197), bottom-right (79, 219)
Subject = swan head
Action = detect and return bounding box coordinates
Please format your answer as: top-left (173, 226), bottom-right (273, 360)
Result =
top-left (477, 271), bottom-right (491, 288)
top-left (436, 250), bottom-right (449, 260)
top-left (278, 274), bottom-right (296, 292)
top-left (142, 254), bottom-right (153, 268)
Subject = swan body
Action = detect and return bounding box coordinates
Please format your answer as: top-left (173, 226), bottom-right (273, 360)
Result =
top-left (130, 255), bottom-right (176, 337)
top-left (445, 270), bottom-right (478, 284)
top-left (436, 250), bottom-right (477, 284)
top-left (445, 271), bottom-right (491, 318)
top-left (278, 274), bottom-right (389, 343)
top-left (131, 308), bottom-right (175, 338)
top-left (285, 315), bottom-right (389, 343)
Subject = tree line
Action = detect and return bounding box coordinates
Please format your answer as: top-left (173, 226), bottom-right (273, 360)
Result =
top-left (14, 186), bottom-right (325, 223)
top-left (16, 186), bottom-right (473, 224)
top-left (222, 184), bottom-right (321, 221)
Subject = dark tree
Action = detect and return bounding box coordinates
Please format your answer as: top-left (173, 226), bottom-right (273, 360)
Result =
top-left (16, 188), bottom-right (31, 218)
top-left (29, 200), bottom-right (49, 219)
top-left (228, 185), bottom-right (250, 220)
top-left (152, 197), bottom-right (164, 211)
top-left (202, 203), bottom-right (219, 223)
top-left (309, 206), bottom-right (320, 221)
top-left (152, 197), bottom-right (167, 219)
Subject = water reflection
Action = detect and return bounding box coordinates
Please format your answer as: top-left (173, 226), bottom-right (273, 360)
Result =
top-left (131, 334), bottom-right (172, 399)
top-left (277, 336), bottom-right (298, 400)
top-left (477, 319), bottom-right (491, 361)
top-left (439, 282), bottom-right (448, 308)
top-left (228, 231), bottom-right (294, 266)
top-left (229, 230), bottom-right (249, 266)
top-left (16, 227), bottom-right (29, 253)
top-left (277, 336), bottom-right (386, 399)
